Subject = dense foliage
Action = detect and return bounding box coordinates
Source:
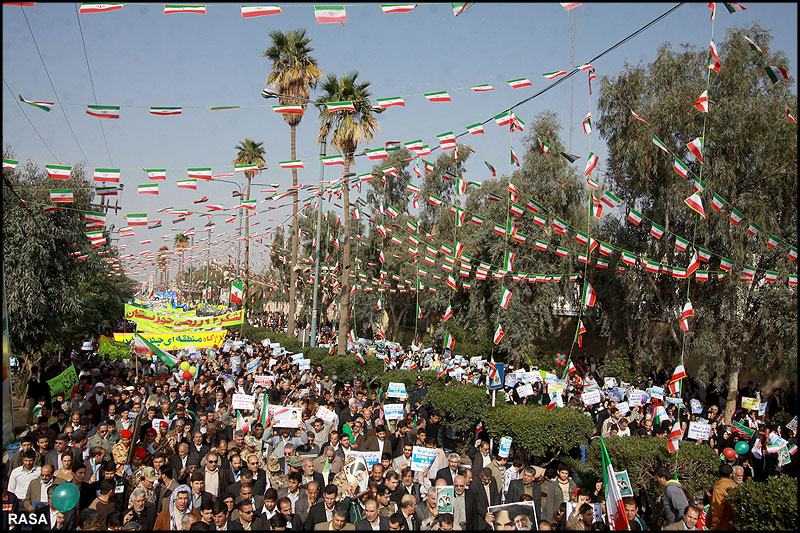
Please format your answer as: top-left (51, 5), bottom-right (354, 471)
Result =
top-left (728, 475), bottom-right (797, 530)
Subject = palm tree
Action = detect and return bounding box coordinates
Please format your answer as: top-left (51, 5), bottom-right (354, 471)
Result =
top-left (316, 72), bottom-right (380, 355)
top-left (173, 234), bottom-right (189, 291)
top-left (233, 138), bottom-right (267, 325)
top-left (264, 29), bottom-right (323, 338)
top-left (157, 246), bottom-right (169, 287)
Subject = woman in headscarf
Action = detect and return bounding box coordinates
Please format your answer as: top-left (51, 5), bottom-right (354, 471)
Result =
top-left (152, 483), bottom-right (200, 530)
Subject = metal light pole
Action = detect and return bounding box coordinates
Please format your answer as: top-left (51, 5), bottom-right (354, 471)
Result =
top-left (310, 140), bottom-right (326, 347)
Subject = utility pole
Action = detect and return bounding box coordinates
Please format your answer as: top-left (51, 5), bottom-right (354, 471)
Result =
top-left (568, 9), bottom-right (577, 152)
top-left (310, 140), bottom-right (326, 347)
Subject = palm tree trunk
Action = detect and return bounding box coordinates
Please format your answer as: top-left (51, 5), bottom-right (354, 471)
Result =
top-left (287, 124), bottom-right (299, 337)
top-left (337, 159), bottom-right (352, 355)
top-left (241, 172), bottom-right (252, 334)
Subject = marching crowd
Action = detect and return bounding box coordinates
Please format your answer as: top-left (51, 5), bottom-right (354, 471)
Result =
top-left (2, 310), bottom-right (797, 531)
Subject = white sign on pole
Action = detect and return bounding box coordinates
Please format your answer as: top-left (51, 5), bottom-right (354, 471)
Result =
top-left (384, 404), bottom-right (405, 420)
top-left (687, 421), bottom-right (712, 441)
top-left (581, 390), bottom-right (602, 405)
top-left (232, 393), bottom-right (255, 411)
top-left (386, 382), bottom-right (407, 398)
top-left (315, 406), bottom-right (336, 424)
top-left (410, 446), bottom-right (438, 472)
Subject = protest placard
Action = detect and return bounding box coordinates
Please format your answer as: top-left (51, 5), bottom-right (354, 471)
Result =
top-left (272, 407), bottom-right (303, 428)
top-left (581, 390), bottom-right (602, 405)
top-left (498, 437), bottom-right (513, 458)
top-left (650, 386), bottom-right (664, 401)
top-left (516, 383), bottom-right (534, 398)
top-left (315, 406), bottom-right (336, 424)
top-left (298, 359), bottom-right (311, 371)
top-left (629, 389), bottom-right (645, 406)
top-left (687, 421), bottom-right (712, 441)
top-left (615, 470), bottom-right (633, 497)
top-left (291, 353), bottom-right (304, 363)
top-left (690, 398), bottom-right (703, 414)
top-left (787, 416), bottom-right (798, 431)
top-left (488, 503), bottom-right (538, 531)
top-left (232, 394), bottom-right (255, 411)
top-left (435, 486), bottom-right (454, 513)
top-left (604, 377), bottom-right (618, 388)
top-left (384, 404), bottom-right (405, 420)
top-left (566, 503), bottom-right (603, 525)
top-left (410, 445), bottom-right (438, 472)
top-left (386, 382), bottom-right (407, 398)
top-left (253, 375), bottom-right (273, 388)
top-left (246, 357), bottom-right (261, 374)
top-left (759, 402), bottom-right (767, 417)
top-left (469, 356), bottom-right (483, 365)
top-left (230, 355), bottom-right (241, 372)
top-left (151, 418), bottom-right (171, 431)
top-left (740, 396), bottom-right (759, 410)
top-left (616, 401), bottom-right (630, 416)
top-left (46, 364), bottom-right (78, 402)
top-left (345, 450), bottom-right (381, 469)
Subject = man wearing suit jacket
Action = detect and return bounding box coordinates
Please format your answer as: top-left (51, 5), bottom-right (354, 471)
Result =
top-left (23, 465), bottom-right (63, 512)
top-left (44, 435), bottom-right (80, 472)
top-left (313, 447), bottom-right (343, 486)
top-left (435, 453), bottom-right (462, 485)
top-left (467, 439), bottom-right (493, 475)
top-left (314, 503), bottom-right (355, 530)
top-left (452, 475), bottom-right (479, 531)
top-left (170, 442), bottom-right (200, 483)
top-left (202, 452), bottom-right (233, 501)
top-left (391, 468), bottom-right (423, 506)
top-left (276, 472), bottom-right (309, 525)
top-left (398, 493), bottom-right (421, 531)
top-left (301, 457), bottom-right (325, 489)
top-left (505, 467), bottom-right (542, 524)
top-left (154, 465), bottom-right (179, 515)
top-left (229, 498), bottom-right (267, 531)
top-left (361, 425), bottom-right (391, 456)
top-left (306, 484), bottom-right (339, 530)
top-left (189, 431), bottom-right (211, 464)
top-left (356, 498), bottom-right (389, 530)
top-left (471, 467), bottom-right (501, 529)
top-left (211, 499), bottom-right (242, 530)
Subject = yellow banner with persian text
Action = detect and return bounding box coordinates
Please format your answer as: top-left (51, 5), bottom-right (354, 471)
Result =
top-left (124, 304), bottom-right (243, 330)
top-left (114, 331), bottom-right (227, 350)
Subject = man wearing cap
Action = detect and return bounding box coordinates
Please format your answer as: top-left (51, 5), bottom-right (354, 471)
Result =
top-left (112, 429), bottom-right (133, 468)
top-left (128, 466), bottom-right (159, 508)
top-left (408, 376), bottom-right (428, 407)
top-left (376, 483), bottom-right (397, 517)
top-left (87, 382), bottom-right (107, 423)
top-left (127, 448), bottom-right (149, 486)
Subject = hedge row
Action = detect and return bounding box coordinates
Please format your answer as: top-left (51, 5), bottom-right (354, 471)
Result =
top-left (729, 476), bottom-right (797, 530)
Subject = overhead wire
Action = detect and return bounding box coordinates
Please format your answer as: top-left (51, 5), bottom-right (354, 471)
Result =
top-left (2, 77), bottom-right (61, 163)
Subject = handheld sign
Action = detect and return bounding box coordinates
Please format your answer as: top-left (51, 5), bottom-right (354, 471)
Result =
top-left (687, 421), bottom-right (712, 441)
top-left (581, 390), bottom-right (602, 405)
top-left (498, 437), bottom-right (513, 458)
top-left (615, 470), bottom-right (633, 497)
top-left (384, 404), bottom-right (405, 420)
top-left (410, 445), bottom-right (437, 472)
top-left (272, 407), bottom-right (303, 428)
top-left (516, 383), bottom-right (534, 398)
top-left (386, 382), bottom-right (407, 398)
top-left (231, 394), bottom-right (255, 411)
top-left (435, 486), bottom-right (454, 513)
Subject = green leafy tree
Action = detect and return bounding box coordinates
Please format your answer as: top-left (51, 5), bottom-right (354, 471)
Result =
top-left (316, 72), bottom-right (380, 354)
top-left (264, 29), bottom-right (323, 337)
top-left (596, 25), bottom-right (797, 422)
top-left (233, 138), bottom-right (266, 323)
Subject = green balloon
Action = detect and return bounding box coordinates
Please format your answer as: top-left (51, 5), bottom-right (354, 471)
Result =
top-left (735, 441), bottom-right (750, 455)
top-left (51, 482), bottom-right (80, 512)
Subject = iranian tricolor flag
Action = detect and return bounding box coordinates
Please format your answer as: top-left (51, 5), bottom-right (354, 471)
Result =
top-left (599, 191), bottom-right (619, 208)
top-left (592, 198), bottom-right (603, 218)
top-left (724, 2), bottom-right (748, 13)
top-left (679, 299), bottom-right (694, 331)
top-left (789, 247), bottom-right (798, 261)
top-left (50, 189), bottom-right (74, 203)
top-left (85, 211), bottom-right (106, 227)
top-left (674, 236), bottom-right (689, 252)
top-left (708, 40), bottom-right (721, 72)
top-left (177, 179), bottom-right (198, 190)
top-left (241, 5), bottom-right (281, 17)
top-left (503, 251), bottom-right (515, 272)
top-left (765, 66), bottom-right (789, 83)
top-left (138, 183), bottom-right (159, 195)
top-left (322, 155), bottom-right (345, 166)
top-left (582, 280), bottom-right (596, 307)
top-left (18, 95), bottom-right (54, 112)
top-left (279, 160), bottom-right (305, 169)
top-left (765, 271), bottom-right (779, 283)
top-left (315, 5), bottom-right (347, 23)
top-left (145, 168), bottom-right (166, 180)
top-left (652, 134), bottom-right (670, 154)
top-left (499, 287), bottom-right (512, 309)
top-left (694, 90), bottom-right (709, 112)
top-left (273, 105), bottom-right (304, 114)
top-left (79, 3), bottom-right (124, 14)
top-left (134, 333), bottom-right (178, 368)
top-left (466, 123), bottom-right (485, 135)
top-left (687, 137), bottom-right (704, 163)
top-left (599, 438), bottom-right (630, 530)
top-left (444, 332), bottom-right (455, 350)
top-left (424, 91), bottom-right (451, 102)
top-left (650, 223), bottom-right (664, 239)
top-left (187, 167), bottom-right (212, 179)
top-left (150, 106), bottom-right (182, 116)
top-left (94, 168), bottom-right (120, 183)
top-left (380, 4), bottom-right (417, 14)
top-left (709, 193), bottom-right (725, 211)
top-left (86, 105), bottom-right (120, 118)
top-left (126, 213), bottom-right (148, 226)
top-left (766, 235), bottom-right (780, 249)
top-left (326, 101), bottom-right (356, 112)
top-left (542, 70), bottom-right (567, 79)
top-left (686, 249), bottom-right (700, 277)
top-left (376, 96), bottom-right (404, 108)
top-left (584, 152), bottom-right (598, 175)
top-left (673, 157), bottom-right (689, 179)
top-left (470, 84), bottom-right (494, 92)
top-left (582, 112), bottom-right (592, 135)
top-left (164, 4), bottom-right (207, 14)
top-left (235, 412), bottom-right (249, 434)
top-left (729, 209), bottom-right (743, 225)
top-left (788, 107), bottom-right (797, 124)
top-left (236, 199), bottom-right (257, 210)
top-left (668, 421), bottom-right (683, 453)
top-left (622, 251), bottom-right (636, 266)
top-left (235, 163), bottom-right (259, 173)
top-left (231, 281), bottom-right (244, 303)
top-left (507, 77), bottom-right (533, 89)
top-left (41, 164), bottom-right (73, 180)
top-left (493, 323), bottom-right (504, 345)
top-left (684, 192), bottom-right (706, 219)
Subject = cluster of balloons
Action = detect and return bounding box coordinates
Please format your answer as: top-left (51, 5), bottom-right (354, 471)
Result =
top-left (722, 441), bottom-right (750, 459)
top-left (51, 483), bottom-right (79, 512)
top-left (179, 360), bottom-right (197, 381)
top-left (555, 353), bottom-right (567, 366)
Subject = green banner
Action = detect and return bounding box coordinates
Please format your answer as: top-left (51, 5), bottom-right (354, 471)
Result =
top-left (99, 336), bottom-right (131, 359)
top-left (46, 364), bottom-right (78, 402)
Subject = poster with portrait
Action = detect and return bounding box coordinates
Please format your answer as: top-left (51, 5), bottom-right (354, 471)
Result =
top-left (487, 501), bottom-right (538, 531)
top-left (272, 407), bottom-right (303, 428)
top-left (344, 454), bottom-right (370, 493)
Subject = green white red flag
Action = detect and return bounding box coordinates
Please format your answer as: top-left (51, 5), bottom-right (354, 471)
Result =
top-left (507, 78), bottom-right (533, 89)
top-left (138, 183), bottom-right (159, 195)
top-left (380, 4), bottom-right (417, 14)
top-left (18, 94), bottom-right (53, 112)
top-left (542, 70), bottom-right (567, 79)
top-left (94, 168), bottom-right (120, 183)
top-left (708, 40), bottom-right (721, 72)
top-left (134, 333), bottom-right (178, 368)
top-left (694, 90), bottom-right (708, 112)
top-left (325, 101), bottom-right (356, 112)
top-left (600, 438), bottom-right (631, 530)
top-left (765, 66), bottom-right (789, 83)
top-left (493, 323), bottom-right (504, 344)
top-left (315, 5), bottom-right (347, 23)
top-left (46, 165), bottom-right (73, 180)
top-left (273, 105), bottom-right (304, 114)
top-left (582, 280), bottom-right (596, 307)
top-left (687, 137), bottom-right (704, 163)
top-left (86, 105), bottom-right (120, 118)
top-left (79, 3), bottom-right (124, 14)
top-left (684, 192), bottom-right (706, 219)
top-left (164, 4), bottom-right (206, 14)
top-left (424, 91), bottom-right (451, 103)
top-left (50, 189), bottom-right (74, 203)
top-left (241, 5), bottom-right (281, 17)
top-left (150, 106), bottom-right (182, 115)
top-left (376, 96), bottom-right (404, 108)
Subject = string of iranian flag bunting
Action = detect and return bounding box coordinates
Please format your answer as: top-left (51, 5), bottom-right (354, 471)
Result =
top-left (7, 152), bottom-right (798, 289)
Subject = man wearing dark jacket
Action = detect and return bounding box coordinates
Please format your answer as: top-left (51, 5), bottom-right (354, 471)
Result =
top-left (471, 467), bottom-right (501, 529)
top-left (506, 466), bottom-right (542, 524)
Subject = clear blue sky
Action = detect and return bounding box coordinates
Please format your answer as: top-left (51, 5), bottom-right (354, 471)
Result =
top-left (3, 3), bottom-right (797, 283)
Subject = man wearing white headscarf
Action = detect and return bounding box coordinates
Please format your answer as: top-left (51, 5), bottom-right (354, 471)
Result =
top-left (153, 484), bottom-right (200, 530)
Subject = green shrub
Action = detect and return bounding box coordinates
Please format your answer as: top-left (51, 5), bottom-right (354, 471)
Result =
top-left (767, 410), bottom-right (793, 428)
top-left (426, 384), bottom-right (489, 435)
top-left (601, 346), bottom-right (638, 384)
top-left (320, 355), bottom-right (385, 389)
top-left (484, 405), bottom-right (595, 459)
top-left (585, 437), bottom-right (718, 501)
top-left (729, 476), bottom-right (797, 530)
top-left (560, 455), bottom-right (600, 492)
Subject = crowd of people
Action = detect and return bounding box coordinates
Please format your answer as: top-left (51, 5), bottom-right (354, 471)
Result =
top-left (2, 308), bottom-right (797, 531)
